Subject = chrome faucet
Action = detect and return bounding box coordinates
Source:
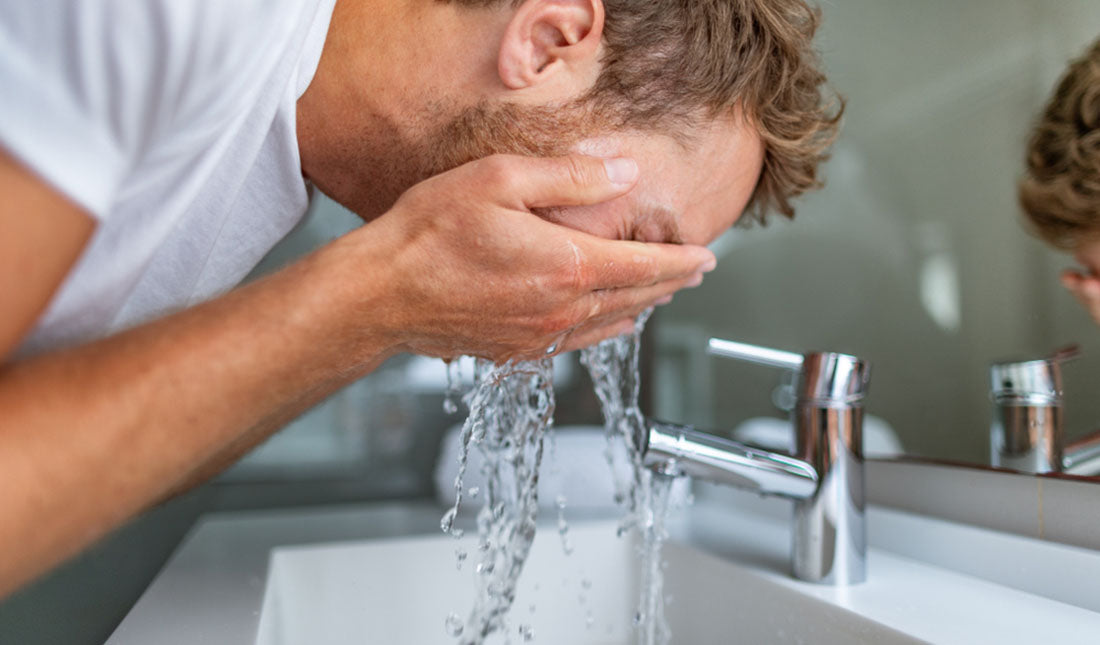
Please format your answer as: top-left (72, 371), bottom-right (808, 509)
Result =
top-left (990, 346), bottom-right (1100, 475)
top-left (639, 338), bottom-right (870, 586)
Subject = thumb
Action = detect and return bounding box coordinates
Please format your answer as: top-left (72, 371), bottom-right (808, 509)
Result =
top-left (480, 154), bottom-right (639, 210)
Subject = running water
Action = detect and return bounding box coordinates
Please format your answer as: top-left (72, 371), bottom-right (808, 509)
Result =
top-left (442, 308), bottom-right (679, 644)
top-left (580, 309), bottom-right (677, 645)
top-left (633, 472), bottom-right (676, 645)
top-left (579, 309), bottom-right (653, 537)
top-left (441, 359), bottom-right (556, 644)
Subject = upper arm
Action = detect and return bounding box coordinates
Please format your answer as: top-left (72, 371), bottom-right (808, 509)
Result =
top-left (0, 148), bottom-right (95, 360)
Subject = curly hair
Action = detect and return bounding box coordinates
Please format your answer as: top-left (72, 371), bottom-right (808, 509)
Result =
top-left (1020, 37), bottom-right (1100, 249)
top-left (446, 0), bottom-right (842, 222)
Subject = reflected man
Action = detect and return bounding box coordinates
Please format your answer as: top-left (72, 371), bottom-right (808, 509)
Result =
top-left (1020, 36), bottom-right (1100, 325)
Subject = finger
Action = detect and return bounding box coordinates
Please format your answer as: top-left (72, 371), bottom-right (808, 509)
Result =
top-left (1082, 277), bottom-right (1100, 298)
top-left (579, 272), bottom-right (703, 324)
top-left (1067, 275), bottom-right (1100, 300)
top-left (558, 317), bottom-right (638, 354)
top-left (474, 154), bottom-right (639, 210)
top-left (562, 294), bottom-right (663, 349)
top-left (1062, 269), bottom-right (1086, 288)
top-left (572, 233), bottom-right (716, 290)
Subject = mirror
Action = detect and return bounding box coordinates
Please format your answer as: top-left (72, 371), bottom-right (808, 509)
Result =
top-left (650, 0), bottom-right (1100, 475)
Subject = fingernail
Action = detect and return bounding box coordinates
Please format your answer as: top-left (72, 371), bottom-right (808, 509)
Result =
top-left (656, 295), bottom-right (673, 306)
top-left (699, 256), bottom-right (717, 273)
top-left (603, 158), bottom-right (638, 187)
top-left (687, 272), bottom-right (704, 287)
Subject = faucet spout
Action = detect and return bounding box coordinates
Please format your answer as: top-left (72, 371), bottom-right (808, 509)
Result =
top-left (641, 339), bottom-right (870, 586)
top-left (641, 420), bottom-right (818, 499)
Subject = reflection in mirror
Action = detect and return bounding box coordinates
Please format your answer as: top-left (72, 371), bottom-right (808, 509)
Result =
top-left (650, 0), bottom-right (1100, 476)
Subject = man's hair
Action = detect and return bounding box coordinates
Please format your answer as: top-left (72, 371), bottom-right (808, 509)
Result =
top-left (449, 0), bottom-right (842, 222)
top-left (1020, 37), bottom-right (1100, 249)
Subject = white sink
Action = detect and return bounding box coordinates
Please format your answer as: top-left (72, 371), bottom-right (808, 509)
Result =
top-left (254, 521), bottom-right (919, 645)
top-left (108, 497), bottom-right (1100, 645)
top-left (255, 523), bottom-right (635, 645)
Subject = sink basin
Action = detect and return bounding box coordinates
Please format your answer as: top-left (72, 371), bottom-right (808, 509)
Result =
top-left (255, 523), bottom-right (634, 645)
top-left (253, 519), bottom-right (918, 645)
top-left (108, 497), bottom-right (1100, 645)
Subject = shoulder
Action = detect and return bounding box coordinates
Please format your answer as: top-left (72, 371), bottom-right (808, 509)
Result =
top-left (0, 0), bottom-right (320, 218)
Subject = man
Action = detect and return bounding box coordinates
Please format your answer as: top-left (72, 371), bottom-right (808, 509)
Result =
top-left (0, 0), bottom-right (838, 597)
top-left (1020, 36), bottom-right (1100, 325)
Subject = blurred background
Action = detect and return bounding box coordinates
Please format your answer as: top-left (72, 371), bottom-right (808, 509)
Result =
top-left (4, 1), bottom-right (1100, 642)
top-left (653, 0), bottom-right (1100, 464)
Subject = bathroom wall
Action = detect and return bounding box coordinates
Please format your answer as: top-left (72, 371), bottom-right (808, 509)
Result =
top-left (653, 0), bottom-right (1100, 464)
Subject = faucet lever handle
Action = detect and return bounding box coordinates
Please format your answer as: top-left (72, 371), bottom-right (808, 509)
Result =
top-left (708, 337), bottom-right (870, 406)
top-left (706, 338), bottom-right (804, 372)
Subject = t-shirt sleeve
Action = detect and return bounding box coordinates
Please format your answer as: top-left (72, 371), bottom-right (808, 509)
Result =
top-left (0, 2), bottom-right (175, 220)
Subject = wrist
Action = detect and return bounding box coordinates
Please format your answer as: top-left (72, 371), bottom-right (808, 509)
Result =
top-left (307, 224), bottom-right (408, 365)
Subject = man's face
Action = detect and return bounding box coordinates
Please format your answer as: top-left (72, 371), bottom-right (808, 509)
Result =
top-left (1063, 238), bottom-right (1100, 326)
top-left (416, 103), bottom-right (765, 247)
top-left (546, 118), bottom-right (764, 246)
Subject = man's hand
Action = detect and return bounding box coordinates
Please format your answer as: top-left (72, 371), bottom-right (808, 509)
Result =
top-left (349, 154), bottom-right (716, 362)
top-left (1061, 269), bottom-right (1100, 326)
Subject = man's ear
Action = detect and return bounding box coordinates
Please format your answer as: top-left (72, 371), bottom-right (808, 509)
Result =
top-left (497, 0), bottom-right (604, 91)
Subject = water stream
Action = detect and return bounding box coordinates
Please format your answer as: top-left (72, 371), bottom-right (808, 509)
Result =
top-left (441, 359), bottom-right (556, 644)
top-left (579, 309), bottom-right (676, 645)
top-left (441, 309), bottom-right (678, 644)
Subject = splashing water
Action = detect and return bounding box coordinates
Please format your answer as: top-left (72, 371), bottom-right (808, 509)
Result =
top-left (441, 359), bottom-right (556, 644)
top-left (634, 472), bottom-right (676, 645)
top-left (442, 308), bottom-right (679, 644)
top-left (443, 360), bottom-right (463, 415)
top-left (580, 309), bottom-right (677, 645)
top-left (555, 494), bottom-right (573, 556)
top-left (579, 310), bottom-right (653, 538)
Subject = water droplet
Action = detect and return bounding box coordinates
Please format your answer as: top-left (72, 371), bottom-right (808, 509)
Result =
top-left (518, 624), bottom-right (535, 641)
top-left (445, 613), bottom-right (464, 637)
top-left (468, 486), bottom-right (480, 498)
top-left (443, 360), bottom-right (463, 414)
top-left (581, 578), bottom-right (592, 590)
top-left (529, 604), bottom-right (536, 614)
top-left (633, 611), bottom-right (645, 627)
top-left (455, 549), bottom-right (467, 570)
top-left (585, 612), bottom-right (595, 629)
top-left (440, 508), bottom-right (457, 534)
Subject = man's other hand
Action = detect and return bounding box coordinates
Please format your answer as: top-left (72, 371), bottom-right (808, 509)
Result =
top-left (349, 153), bottom-right (716, 362)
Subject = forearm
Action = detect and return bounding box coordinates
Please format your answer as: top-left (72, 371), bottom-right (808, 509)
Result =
top-left (0, 235), bottom-right (397, 598)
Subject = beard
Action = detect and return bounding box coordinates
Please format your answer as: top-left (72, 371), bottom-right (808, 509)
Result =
top-left (319, 98), bottom-right (607, 221)
top-left (418, 99), bottom-right (601, 177)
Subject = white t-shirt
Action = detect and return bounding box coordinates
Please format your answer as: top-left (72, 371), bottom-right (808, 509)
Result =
top-left (0, 0), bottom-right (337, 358)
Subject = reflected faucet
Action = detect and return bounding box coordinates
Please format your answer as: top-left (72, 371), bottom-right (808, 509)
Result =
top-left (639, 338), bottom-right (870, 586)
top-left (990, 346), bottom-right (1100, 476)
